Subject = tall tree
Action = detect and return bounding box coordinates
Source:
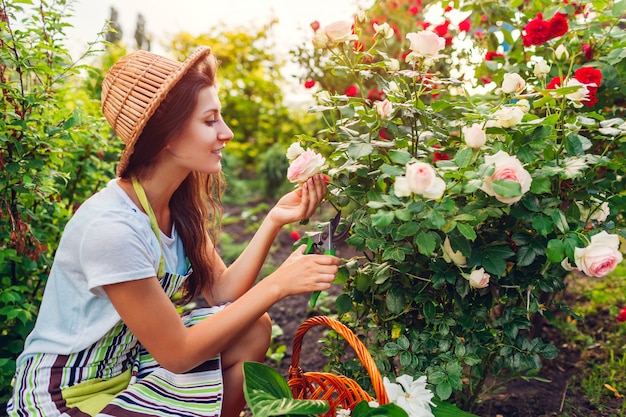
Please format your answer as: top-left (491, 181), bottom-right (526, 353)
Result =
top-left (105, 6), bottom-right (122, 44)
top-left (134, 13), bottom-right (151, 50)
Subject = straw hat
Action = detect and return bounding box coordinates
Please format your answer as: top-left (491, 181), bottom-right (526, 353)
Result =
top-left (101, 46), bottom-right (212, 176)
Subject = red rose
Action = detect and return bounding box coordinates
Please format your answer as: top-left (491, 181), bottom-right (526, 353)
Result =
top-left (574, 67), bottom-right (602, 90)
top-left (617, 307), bottom-right (626, 323)
top-left (304, 79), bottom-right (316, 89)
top-left (310, 20), bottom-right (320, 32)
top-left (379, 128), bottom-right (392, 140)
top-left (433, 152), bottom-right (451, 163)
top-left (546, 76), bottom-right (565, 89)
top-left (548, 12), bottom-right (569, 39)
top-left (367, 89), bottom-right (385, 101)
top-left (409, 5), bottom-right (420, 15)
top-left (344, 85), bottom-right (359, 97)
top-left (582, 43), bottom-right (593, 61)
top-left (522, 15), bottom-right (551, 46)
top-left (434, 20), bottom-right (450, 38)
top-left (458, 18), bottom-right (471, 33)
top-left (485, 51), bottom-right (504, 60)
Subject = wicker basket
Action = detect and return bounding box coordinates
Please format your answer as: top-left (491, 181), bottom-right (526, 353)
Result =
top-left (287, 316), bottom-right (389, 416)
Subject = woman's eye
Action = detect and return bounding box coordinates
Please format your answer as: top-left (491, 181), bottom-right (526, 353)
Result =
top-left (205, 119), bottom-right (217, 126)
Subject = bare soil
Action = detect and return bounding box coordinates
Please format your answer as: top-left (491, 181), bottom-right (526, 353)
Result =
top-left (222, 205), bottom-right (625, 417)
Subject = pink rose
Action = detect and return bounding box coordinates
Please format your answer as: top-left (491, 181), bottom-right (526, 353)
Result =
top-left (323, 20), bottom-right (358, 45)
top-left (574, 231), bottom-right (623, 278)
top-left (481, 151), bottom-right (532, 204)
top-left (462, 123), bottom-right (487, 149)
top-left (405, 161), bottom-right (446, 199)
top-left (287, 150), bottom-right (326, 183)
top-left (469, 268), bottom-right (490, 288)
top-left (406, 31), bottom-right (446, 58)
top-left (374, 99), bottom-right (393, 119)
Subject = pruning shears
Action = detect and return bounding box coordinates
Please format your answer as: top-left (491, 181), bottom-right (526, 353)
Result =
top-left (304, 211), bottom-right (347, 307)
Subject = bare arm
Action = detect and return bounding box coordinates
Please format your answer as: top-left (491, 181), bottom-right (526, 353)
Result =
top-left (103, 244), bottom-right (339, 373)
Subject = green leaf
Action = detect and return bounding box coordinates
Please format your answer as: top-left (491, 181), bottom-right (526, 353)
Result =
top-left (565, 133), bottom-right (592, 156)
top-left (475, 246), bottom-right (515, 276)
top-left (372, 210), bottom-right (395, 227)
top-left (530, 176), bottom-right (551, 194)
top-left (454, 148), bottom-right (473, 168)
top-left (436, 380), bottom-right (453, 400)
top-left (516, 245), bottom-right (536, 267)
top-left (456, 223), bottom-right (476, 240)
top-left (532, 215), bottom-right (553, 236)
top-left (546, 239), bottom-right (565, 262)
top-left (550, 209), bottom-right (569, 234)
top-left (336, 293), bottom-right (353, 315)
top-left (389, 150), bottom-right (411, 165)
top-left (416, 231), bottom-right (437, 255)
top-left (491, 179), bottom-right (522, 197)
top-left (242, 362), bottom-right (329, 417)
top-left (348, 142), bottom-right (374, 159)
top-left (397, 222), bottom-right (420, 237)
top-left (431, 398), bottom-right (481, 417)
top-left (386, 289), bottom-right (405, 313)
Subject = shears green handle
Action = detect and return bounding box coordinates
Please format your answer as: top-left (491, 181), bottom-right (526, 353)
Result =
top-left (308, 247), bottom-right (336, 308)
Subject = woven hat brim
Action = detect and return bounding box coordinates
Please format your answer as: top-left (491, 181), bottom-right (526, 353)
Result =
top-left (101, 46), bottom-right (212, 177)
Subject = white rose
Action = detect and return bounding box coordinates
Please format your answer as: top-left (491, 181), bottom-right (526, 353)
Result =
top-left (494, 106), bottom-right (524, 128)
top-left (374, 99), bottom-right (393, 119)
top-left (394, 176), bottom-right (411, 198)
top-left (405, 31), bottom-right (445, 59)
top-left (515, 99), bottom-right (531, 113)
top-left (574, 231), bottom-right (623, 277)
top-left (312, 31), bottom-right (330, 49)
top-left (501, 72), bottom-right (526, 94)
top-left (481, 150), bottom-right (532, 204)
top-left (373, 22), bottom-right (394, 39)
top-left (564, 78), bottom-right (589, 108)
top-left (442, 236), bottom-right (467, 267)
top-left (386, 58), bottom-right (400, 72)
top-left (405, 161), bottom-right (446, 199)
top-left (533, 59), bottom-right (551, 79)
top-left (286, 142), bottom-right (305, 162)
top-left (323, 20), bottom-right (358, 45)
top-left (577, 200), bottom-right (610, 223)
top-left (387, 80), bottom-right (400, 93)
top-left (468, 268), bottom-right (490, 288)
top-left (462, 123), bottom-right (487, 149)
top-left (555, 44), bottom-right (569, 60)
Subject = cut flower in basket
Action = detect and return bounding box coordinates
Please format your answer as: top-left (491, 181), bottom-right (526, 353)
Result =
top-left (383, 375), bottom-right (435, 417)
top-left (286, 144), bottom-right (326, 184)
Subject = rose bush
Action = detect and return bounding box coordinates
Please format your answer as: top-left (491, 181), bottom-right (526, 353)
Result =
top-left (291, 0), bottom-right (625, 410)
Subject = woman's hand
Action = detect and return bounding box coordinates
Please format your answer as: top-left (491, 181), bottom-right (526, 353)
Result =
top-left (267, 244), bottom-right (341, 298)
top-left (268, 174), bottom-right (328, 227)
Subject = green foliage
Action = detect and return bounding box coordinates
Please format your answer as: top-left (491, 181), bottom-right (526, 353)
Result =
top-left (291, 0), bottom-right (626, 410)
top-left (0, 0), bottom-right (115, 403)
top-left (242, 361), bottom-right (330, 417)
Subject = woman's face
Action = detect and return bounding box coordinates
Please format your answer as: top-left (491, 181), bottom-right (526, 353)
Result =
top-left (163, 86), bottom-right (233, 174)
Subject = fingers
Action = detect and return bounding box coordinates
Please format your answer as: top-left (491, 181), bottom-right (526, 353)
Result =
top-left (301, 174), bottom-right (327, 217)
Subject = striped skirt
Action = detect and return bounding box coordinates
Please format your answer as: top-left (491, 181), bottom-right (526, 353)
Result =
top-left (7, 307), bottom-right (225, 417)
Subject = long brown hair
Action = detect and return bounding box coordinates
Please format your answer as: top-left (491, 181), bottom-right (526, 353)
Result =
top-left (120, 53), bottom-right (224, 305)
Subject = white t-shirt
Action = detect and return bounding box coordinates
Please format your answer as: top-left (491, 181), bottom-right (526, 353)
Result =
top-left (16, 179), bottom-right (187, 367)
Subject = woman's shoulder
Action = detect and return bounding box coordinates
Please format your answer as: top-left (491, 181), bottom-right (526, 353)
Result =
top-left (68, 179), bottom-right (150, 235)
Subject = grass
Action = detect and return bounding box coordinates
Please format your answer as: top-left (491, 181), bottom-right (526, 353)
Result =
top-left (557, 261), bottom-right (626, 415)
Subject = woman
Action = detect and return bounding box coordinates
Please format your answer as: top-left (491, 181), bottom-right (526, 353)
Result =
top-left (7, 46), bottom-right (340, 417)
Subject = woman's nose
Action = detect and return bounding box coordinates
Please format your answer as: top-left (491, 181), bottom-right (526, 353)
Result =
top-left (218, 121), bottom-right (234, 142)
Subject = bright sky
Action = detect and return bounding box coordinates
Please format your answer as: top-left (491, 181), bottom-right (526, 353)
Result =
top-left (66, 0), bottom-right (372, 103)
